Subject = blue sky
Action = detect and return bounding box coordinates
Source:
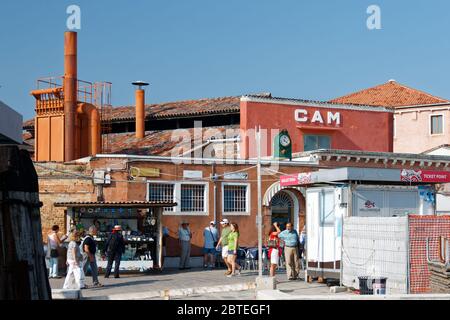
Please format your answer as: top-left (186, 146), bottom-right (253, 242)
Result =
top-left (1, 0), bottom-right (450, 120)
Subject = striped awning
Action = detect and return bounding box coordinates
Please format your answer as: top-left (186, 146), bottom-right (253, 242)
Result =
top-left (263, 181), bottom-right (304, 206)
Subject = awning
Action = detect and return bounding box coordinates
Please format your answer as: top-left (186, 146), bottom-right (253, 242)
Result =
top-left (280, 167), bottom-right (450, 186)
top-left (54, 201), bottom-right (177, 208)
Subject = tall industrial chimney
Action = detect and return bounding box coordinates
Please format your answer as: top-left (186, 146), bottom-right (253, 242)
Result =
top-left (64, 31), bottom-right (77, 161)
top-left (132, 81), bottom-right (149, 139)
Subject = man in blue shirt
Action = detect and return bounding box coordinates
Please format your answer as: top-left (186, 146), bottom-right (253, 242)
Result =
top-left (203, 221), bottom-right (219, 269)
top-left (278, 223), bottom-right (301, 280)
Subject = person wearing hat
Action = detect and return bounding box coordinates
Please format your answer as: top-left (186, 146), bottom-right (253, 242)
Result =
top-left (178, 221), bottom-right (192, 270)
top-left (215, 219), bottom-right (233, 275)
top-left (203, 221), bottom-right (219, 269)
top-left (104, 225), bottom-right (126, 278)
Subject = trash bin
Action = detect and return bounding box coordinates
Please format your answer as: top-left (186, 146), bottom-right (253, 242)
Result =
top-left (358, 276), bottom-right (388, 295)
top-left (372, 277), bottom-right (387, 295)
top-left (358, 276), bottom-right (373, 295)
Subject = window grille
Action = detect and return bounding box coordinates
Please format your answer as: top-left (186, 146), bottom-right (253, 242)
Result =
top-left (181, 184), bottom-right (205, 212)
top-left (148, 183), bottom-right (174, 212)
top-left (223, 185), bottom-right (248, 213)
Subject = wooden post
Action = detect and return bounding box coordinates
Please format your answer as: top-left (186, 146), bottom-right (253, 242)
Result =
top-left (0, 145), bottom-right (51, 300)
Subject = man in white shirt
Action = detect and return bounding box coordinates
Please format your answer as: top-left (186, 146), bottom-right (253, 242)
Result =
top-left (203, 221), bottom-right (219, 269)
top-left (178, 221), bottom-right (192, 270)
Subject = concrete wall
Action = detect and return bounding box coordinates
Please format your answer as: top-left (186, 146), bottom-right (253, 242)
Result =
top-left (342, 216), bottom-right (409, 294)
top-left (394, 108), bottom-right (450, 154)
top-left (0, 100), bottom-right (22, 144)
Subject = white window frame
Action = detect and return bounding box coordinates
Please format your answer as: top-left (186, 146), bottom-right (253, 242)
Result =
top-left (221, 182), bottom-right (251, 216)
top-left (430, 113), bottom-right (444, 136)
top-left (393, 115), bottom-right (396, 139)
top-left (147, 180), bottom-right (209, 216)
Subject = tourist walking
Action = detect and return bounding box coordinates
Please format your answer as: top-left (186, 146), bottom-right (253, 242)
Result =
top-left (178, 221), bottom-right (192, 270)
top-left (47, 225), bottom-right (66, 279)
top-left (267, 222), bottom-right (282, 277)
top-left (226, 223), bottom-right (241, 277)
top-left (203, 221), bottom-right (219, 269)
top-left (278, 222), bottom-right (301, 280)
top-left (82, 226), bottom-right (102, 287)
top-left (216, 219), bottom-right (232, 275)
top-left (104, 225), bottom-right (126, 278)
top-left (63, 232), bottom-right (83, 289)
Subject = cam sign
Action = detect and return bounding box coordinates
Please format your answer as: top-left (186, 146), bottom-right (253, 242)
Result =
top-left (295, 109), bottom-right (341, 125)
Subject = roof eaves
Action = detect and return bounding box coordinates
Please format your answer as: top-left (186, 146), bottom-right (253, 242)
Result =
top-left (241, 95), bottom-right (394, 113)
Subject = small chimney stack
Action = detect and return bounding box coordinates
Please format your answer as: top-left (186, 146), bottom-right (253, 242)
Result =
top-left (64, 31), bottom-right (78, 161)
top-left (132, 81), bottom-right (149, 139)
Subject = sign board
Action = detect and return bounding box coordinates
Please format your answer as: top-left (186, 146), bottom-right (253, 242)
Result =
top-left (130, 167), bottom-right (160, 178)
top-left (400, 169), bottom-right (450, 183)
top-left (224, 172), bottom-right (248, 180)
top-left (280, 172), bottom-right (313, 187)
top-left (183, 170), bottom-right (203, 179)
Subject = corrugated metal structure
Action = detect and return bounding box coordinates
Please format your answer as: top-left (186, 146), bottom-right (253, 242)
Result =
top-left (342, 216), bottom-right (409, 294)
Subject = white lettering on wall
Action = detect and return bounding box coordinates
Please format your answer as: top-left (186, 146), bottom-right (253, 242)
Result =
top-left (311, 111), bottom-right (324, 124)
top-left (327, 112), bottom-right (341, 125)
top-left (294, 109), bottom-right (308, 122)
top-left (295, 109), bottom-right (341, 125)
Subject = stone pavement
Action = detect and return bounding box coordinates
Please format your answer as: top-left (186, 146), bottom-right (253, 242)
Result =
top-left (49, 267), bottom-right (342, 300)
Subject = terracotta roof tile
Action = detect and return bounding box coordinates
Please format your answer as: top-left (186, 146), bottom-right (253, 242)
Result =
top-left (23, 95), bottom-right (241, 129)
top-left (106, 125), bottom-right (240, 157)
top-left (23, 125), bottom-right (240, 158)
top-left (330, 80), bottom-right (449, 107)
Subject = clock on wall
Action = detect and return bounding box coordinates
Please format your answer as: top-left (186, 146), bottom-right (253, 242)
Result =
top-left (274, 129), bottom-right (292, 160)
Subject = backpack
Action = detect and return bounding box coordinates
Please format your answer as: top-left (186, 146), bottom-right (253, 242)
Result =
top-left (79, 237), bottom-right (87, 253)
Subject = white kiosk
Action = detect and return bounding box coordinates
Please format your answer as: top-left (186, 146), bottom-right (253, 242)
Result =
top-left (281, 167), bottom-right (439, 281)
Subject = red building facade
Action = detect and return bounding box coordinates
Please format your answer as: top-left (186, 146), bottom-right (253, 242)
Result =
top-left (240, 96), bottom-right (394, 159)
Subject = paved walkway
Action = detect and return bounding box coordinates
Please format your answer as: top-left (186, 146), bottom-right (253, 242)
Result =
top-left (49, 267), bottom-right (343, 300)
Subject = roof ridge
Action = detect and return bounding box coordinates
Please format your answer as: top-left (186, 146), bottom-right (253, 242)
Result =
top-left (113, 95), bottom-right (241, 109)
top-left (330, 80), bottom-right (449, 107)
top-left (391, 81), bottom-right (449, 103)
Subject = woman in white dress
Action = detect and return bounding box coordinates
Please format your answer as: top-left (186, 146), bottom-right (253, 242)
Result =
top-left (63, 232), bottom-right (84, 289)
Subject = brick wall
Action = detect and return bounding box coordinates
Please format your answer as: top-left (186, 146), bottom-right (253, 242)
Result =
top-left (36, 162), bottom-right (95, 242)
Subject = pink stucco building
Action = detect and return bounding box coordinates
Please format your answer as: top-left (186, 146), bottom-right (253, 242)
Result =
top-left (331, 79), bottom-right (450, 154)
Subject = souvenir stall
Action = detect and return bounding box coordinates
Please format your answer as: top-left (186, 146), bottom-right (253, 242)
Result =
top-left (280, 167), bottom-right (443, 282)
top-left (54, 201), bottom-right (176, 272)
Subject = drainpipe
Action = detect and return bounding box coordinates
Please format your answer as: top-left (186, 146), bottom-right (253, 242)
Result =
top-left (212, 163), bottom-right (217, 224)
